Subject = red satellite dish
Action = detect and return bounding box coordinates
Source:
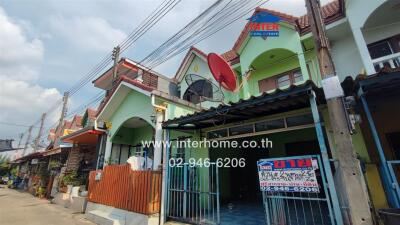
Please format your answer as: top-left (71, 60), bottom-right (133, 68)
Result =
top-left (207, 53), bottom-right (237, 92)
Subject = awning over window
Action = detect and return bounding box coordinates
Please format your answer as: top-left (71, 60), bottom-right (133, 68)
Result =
top-left (61, 126), bottom-right (103, 145)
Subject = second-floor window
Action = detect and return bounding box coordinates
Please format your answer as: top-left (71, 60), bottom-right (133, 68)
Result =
top-left (368, 34), bottom-right (400, 59)
top-left (258, 68), bottom-right (303, 93)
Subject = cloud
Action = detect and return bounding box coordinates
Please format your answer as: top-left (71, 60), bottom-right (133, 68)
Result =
top-left (49, 16), bottom-right (127, 52)
top-left (0, 6), bottom-right (61, 155)
top-left (0, 6), bottom-right (44, 81)
top-left (0, 76), bottom-right (62, 153)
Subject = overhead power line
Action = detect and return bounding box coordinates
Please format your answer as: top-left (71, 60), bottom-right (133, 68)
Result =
top-left (20, 0), bottom-right (182, 138)
top-left (66, 0), bottom-right (182, 98)
top-left (142, 0), bottom-right (269, 70)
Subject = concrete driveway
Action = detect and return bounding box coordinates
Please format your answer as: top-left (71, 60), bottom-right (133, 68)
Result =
top-left (0, 185), bottom-right (94, 225)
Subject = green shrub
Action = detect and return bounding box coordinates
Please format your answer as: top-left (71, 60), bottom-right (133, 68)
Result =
top-left (62, 172), bottom-right (82, 186)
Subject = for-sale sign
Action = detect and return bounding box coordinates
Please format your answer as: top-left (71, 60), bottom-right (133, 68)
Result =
top-left (257, 157), bottom-right (320, 193)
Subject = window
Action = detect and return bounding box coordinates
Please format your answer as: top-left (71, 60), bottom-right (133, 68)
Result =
top-left (286, 114), bottom-right (314, 127)
top-left (229, 124), bottom-right (254, 136)
top-left (258, 68), bottom-right (303, 93)
top-left (255, 119), bottom-right (285, 132)
top-left (207, 129), bottom-right (228, 139)
top-left (258, 77), bottom-right (276, 92)
top-left (293, 69), bottom-right (303, 83)
top-left (277, 74), bottom-right (291, 88)
top-left (368, 41), bottom-right (393, 59)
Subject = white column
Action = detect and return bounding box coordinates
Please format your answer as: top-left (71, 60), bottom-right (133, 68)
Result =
top-left (352, 27), bottom-right (376, 75)
top-left (160, 129), bottom-right (169, 225)
top-left (103, 134), bottom-right (112, 168)
top-left (153, 109), bottom-right (164, 170)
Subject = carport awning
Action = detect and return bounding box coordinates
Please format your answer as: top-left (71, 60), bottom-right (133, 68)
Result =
top-left (163, 81), bottom-right (325, 130)
top-left (358, 70), bottom-right (400, 96)
top-left (61, 126), bottom-right (103, 145)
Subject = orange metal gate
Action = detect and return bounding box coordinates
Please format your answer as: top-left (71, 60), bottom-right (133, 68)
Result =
top-left (88, 164), bottom-right (161, 214)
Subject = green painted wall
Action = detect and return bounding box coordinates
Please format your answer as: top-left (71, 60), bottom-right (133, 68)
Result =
top-left (109, 89), bottom-right (155, 141)
top-left (113, 125), bottom-right (154, 146)
top-left (166, 103), bottom-right (195, 121)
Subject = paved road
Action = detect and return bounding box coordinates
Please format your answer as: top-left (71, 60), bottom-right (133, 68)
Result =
top-left (0, 185), bottom-right (94, 225)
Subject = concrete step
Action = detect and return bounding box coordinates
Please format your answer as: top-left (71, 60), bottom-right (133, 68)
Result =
top-left (164, 221), bottom-right (190, 225)
top-left (86, 209), bottom-right (125, 225)
top-left (85, 202), bottom-right (159, 225)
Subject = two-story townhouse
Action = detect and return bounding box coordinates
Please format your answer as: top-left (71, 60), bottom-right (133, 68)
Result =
top-left (84, 57), bottom-right (177, 225)
top-left (335, 0), bottom-right (400, 212)
top-left (153, 0), bottom-right (400, 225)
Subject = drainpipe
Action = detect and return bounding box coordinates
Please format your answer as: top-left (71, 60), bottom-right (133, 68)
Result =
top-left (94, 120), bottom-right (109, 169)
top-left (152, 94), bottom-right (167, 171)
top-left (358, 88), bottom-right (400, 208)
top-left (151, 94), bottom-right (168, 225)
top-left (160, 129), bottom-right (170, 225)
top-left (151, 94), bottom-right (167, 111)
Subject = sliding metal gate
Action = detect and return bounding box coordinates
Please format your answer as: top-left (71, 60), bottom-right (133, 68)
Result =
top-left (258, 155), bottom-right (339, 225)
top-left (167, 162), bottom-right (220, 224)
top-left (387, 160), bottom-right (400, 203)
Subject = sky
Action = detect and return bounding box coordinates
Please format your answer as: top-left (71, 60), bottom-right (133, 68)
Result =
top-left (0, 0), bottom-right (331, 158)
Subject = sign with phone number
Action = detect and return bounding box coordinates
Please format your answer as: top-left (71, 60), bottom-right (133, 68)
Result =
top-left (257, 157), bottom-right (320, 193)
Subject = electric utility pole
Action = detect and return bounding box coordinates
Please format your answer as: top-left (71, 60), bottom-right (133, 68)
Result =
top-left (112, 46), bottom-right (121, 84)
top-left (56, 92), bottom-right (69, 137)
top-left (33, 113), bottom-right (46, 152)
top-left (22, 126), bottom-right (33, 156)
top-left (17, 133), bottom-right (24, 148)
top-left (305, 0), bottom-right (372, 224)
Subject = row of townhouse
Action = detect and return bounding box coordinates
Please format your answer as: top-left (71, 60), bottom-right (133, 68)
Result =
top-left (10, 108), bottom-right (99, 205)
top-left (10, 0), bottom-right (400, 225)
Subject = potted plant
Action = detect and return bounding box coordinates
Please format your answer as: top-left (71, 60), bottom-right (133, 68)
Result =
top-left (62, 172), bottom-right (81, 193)
top-left (37, 186), bottom-right (46, 198)
top-left (48, 160), bottom-right (61, 170)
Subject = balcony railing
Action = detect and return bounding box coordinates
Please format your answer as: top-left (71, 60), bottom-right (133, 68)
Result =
top-left (88, 164), bottom-right (161, 215)
top-left (372, 52), bottom-right (400, 71)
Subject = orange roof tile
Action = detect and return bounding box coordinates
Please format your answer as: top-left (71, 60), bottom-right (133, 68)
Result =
top-left (86, 108), bottom-right (97, 120)
top-left (221, 50), bottom-right (239, 64)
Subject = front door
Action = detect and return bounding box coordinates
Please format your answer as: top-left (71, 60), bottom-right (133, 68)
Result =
top-left (167, 162), bottom-right (220, 225)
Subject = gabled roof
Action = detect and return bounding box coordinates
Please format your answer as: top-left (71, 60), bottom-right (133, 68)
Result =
top-left (297, 0), bottom-right (343, 34)
top-left (63, 120), bottom-right (72, 130)
top-left (221, 50), bottom-right (240, 65)
top-left (96, 75), bottom-right (155, 117)
top-left (70, 115), bottom-right (83, 130)
top-left (174, 46), bottom-right (208, 82)
top-left (231, 0), bottom-right (343, 52)
top-left (86, 108), bottom-right (97, 121)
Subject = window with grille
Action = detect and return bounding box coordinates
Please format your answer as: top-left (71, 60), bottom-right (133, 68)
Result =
top-left (258, 68), bottom-right (303, 93)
